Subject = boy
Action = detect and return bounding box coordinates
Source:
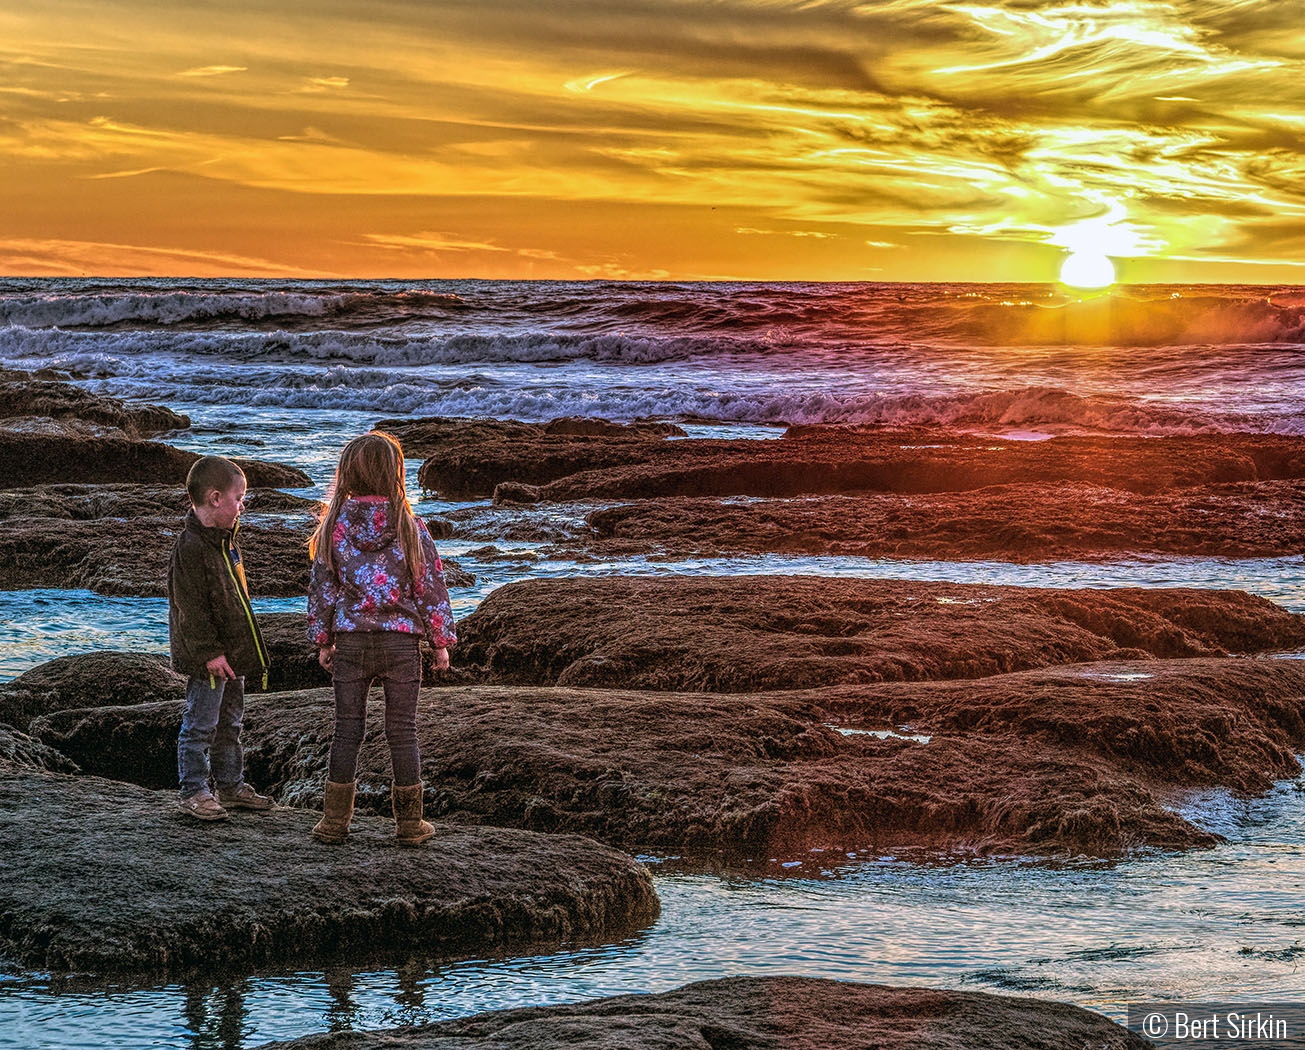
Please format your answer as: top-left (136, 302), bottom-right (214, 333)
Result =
top-left (168, 455), bottom-right (273, 821)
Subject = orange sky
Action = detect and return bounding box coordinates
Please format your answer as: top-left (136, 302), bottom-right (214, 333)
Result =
top-left (3, 1), bottom-right (1304, 282)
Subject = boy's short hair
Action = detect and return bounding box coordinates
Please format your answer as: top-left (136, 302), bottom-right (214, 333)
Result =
top-left (185, 456), bottom-right (245, 505)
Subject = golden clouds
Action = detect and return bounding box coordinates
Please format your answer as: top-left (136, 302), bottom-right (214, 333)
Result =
top-left (2, 0), bottom-right (1304, 279)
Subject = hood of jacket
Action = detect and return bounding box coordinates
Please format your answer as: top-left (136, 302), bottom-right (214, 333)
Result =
top-left (337, 496), bottom-right (397, 553)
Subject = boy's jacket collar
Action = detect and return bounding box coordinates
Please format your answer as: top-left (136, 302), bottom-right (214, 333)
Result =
top-left (184, 508), bottom-right (239, 544)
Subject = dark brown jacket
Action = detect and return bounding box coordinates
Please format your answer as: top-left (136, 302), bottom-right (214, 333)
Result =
top-left (167, 510), bottom-right (269, 684)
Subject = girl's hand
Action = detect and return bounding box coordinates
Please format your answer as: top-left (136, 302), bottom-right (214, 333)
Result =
top-left (432, 647), bottom-right (449, 671)
top-left (318, 645), bottom-right (335, 672)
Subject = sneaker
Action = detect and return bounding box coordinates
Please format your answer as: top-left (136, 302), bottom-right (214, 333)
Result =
top-left (218, 782), bottom-right (274, 811)
top-left (178, 790), bottom-right (229, 822)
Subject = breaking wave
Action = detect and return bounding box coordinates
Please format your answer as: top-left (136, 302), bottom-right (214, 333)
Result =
top-left (4, 279), bottom-right (1305, 347)
top-left (63, 367), bottom-right (1298, 435)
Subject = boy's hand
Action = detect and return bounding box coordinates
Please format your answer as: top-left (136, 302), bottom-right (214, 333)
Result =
top-left (318, 645), bottom-right (335, 672)
top-left (205, 654), bottom-right (237, 680)
top-left (432, 647), bottom-right (450, 671)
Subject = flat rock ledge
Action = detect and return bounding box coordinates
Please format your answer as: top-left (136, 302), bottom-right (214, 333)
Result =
top-left (0, 483), bottom-right (319, 521)
top-left (0, 770), bottom-right (659, 979)
top-left (584, 480), bottom-right (1305, 561)
top-left (252, 975), bottom-right (1147, 1050)
top-left (411, 424), bottom-right (1305, 501)
top-left (0, 430), bottom-right (311, 489)
top-left (29, 657), bottom-right (1305, 859)
top-left (454, 577), bottom-right (1305, 692)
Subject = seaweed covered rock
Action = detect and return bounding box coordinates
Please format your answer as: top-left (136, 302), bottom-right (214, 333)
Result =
top-left (0, 431), bottom-right (310, 488)
top-left (371, 415), bottom-right (687, 499)
top-left (453, 577), bottom-right (1305, 692)
top-left (585, 480), bottom-right (1305, 561)
top-left (412, 427), bottom-right (1305, 503)
top-left (31, 658), bottom-right (1305, 860)
top-left (0, 375), bottom-right (188, 436)
top-left (0, 652), bottom-right (183, 731)
top-left (0, 517), bottom-right (314, 596)
top-left (0, 484), bottom-right (318, 521)
top-left (253, 977), bottom-right (1146, 1050)
top-left (0, 724), bottom-right (79, 773)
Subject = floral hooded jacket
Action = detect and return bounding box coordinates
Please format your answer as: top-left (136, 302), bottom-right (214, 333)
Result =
top-left (306, 496), bottom-right (456, 649)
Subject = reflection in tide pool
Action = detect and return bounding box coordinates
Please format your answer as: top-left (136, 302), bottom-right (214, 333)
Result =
top-left (4, 774), bottom-right (1304, 1049)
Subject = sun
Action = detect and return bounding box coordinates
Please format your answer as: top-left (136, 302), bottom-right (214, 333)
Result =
top-left (1060, 251), bottom-right (1115, 289)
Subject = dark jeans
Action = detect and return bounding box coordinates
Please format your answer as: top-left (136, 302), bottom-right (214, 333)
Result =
top-left (178, 674), bottom-right (246, 799)
top-left (328, 631), bottom-right (422, 786)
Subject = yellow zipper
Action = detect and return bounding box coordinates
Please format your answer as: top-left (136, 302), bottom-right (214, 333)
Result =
top-left (222, 537), bottom-right (270, 691)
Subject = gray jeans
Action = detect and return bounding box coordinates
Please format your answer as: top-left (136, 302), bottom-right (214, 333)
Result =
top-left (178, 674), bottom-right (245, 799)
top-left (327, 632), bottom-right (422, 786)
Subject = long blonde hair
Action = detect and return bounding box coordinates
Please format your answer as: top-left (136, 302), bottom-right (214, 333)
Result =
top-left (309, 431), bottom-right (424, 578)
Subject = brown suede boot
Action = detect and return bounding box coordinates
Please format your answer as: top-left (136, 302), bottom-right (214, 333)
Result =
top-left (392, 782), bottom-right (435, 846)
top-left (311, 780), bottom-right (355, 844)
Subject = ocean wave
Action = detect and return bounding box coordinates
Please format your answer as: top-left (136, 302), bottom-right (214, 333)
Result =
top-left (5, 280), bottom-right (1305, 347)
top-left (66, 371), bottom-right (1302, 436)
top-left (0, 324), bottom-right (744, 365)
top-left (0, 287), bottom-right (471, 330)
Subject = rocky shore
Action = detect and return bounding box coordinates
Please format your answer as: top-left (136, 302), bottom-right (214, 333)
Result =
top-left (5, 378), bottom-right (1305, 1043)
top-left (15, 580), bottom-right (1305, 859)
top-left (251, 975), bottom-right (1148, 1049)
top-left (23, 652), bottom-right (1305, 858)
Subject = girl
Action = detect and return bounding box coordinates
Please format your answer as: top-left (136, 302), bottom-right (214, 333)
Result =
top-left (306, 431), bottom-right (456, 846)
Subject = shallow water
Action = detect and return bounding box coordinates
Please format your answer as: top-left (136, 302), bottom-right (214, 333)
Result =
top-left (4, 773), bottom-right (1304, 1049)
top-left (5, 552), bottom-right (1304, 681)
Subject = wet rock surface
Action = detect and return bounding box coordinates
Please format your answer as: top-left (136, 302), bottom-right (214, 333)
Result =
top-left (0, 651), bottom-right (183, 731)
top-left (373, 415), bottom-right (687, 499)
top-left (453, 577), bottom-right (1305, 691)
top-left (0, 375), bottom-right (189, 436)
top-left (0, 724), bottom-right (79, 773)
top-left (585, 480), bottom-right (1305, 560)
top-left (253, 975), bottom-right (1147, 1050)
top-left (0, 430), bottom-right (312, 488)
top-left (30, 657), bottom-right (1305, 858)
top-left (411, 427), bottom-right (1305, 503)
top-left (0, 484), bottom-right (319, 521)
top-left (0, 769), bottom-right (660, 978)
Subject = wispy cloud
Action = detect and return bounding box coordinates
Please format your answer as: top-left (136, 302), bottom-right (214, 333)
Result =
top-left (0, 237), bottom-right (333, 277)
top-left (179, 65), bottom-right (247, 78)
top-left (301, 75), bottom-right (350, 92)
top-left (364, 232), bottom-right (509, 253)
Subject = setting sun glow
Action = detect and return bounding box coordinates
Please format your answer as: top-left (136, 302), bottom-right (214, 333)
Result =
top-left (1060, 252), bottom-right (1116, 289)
